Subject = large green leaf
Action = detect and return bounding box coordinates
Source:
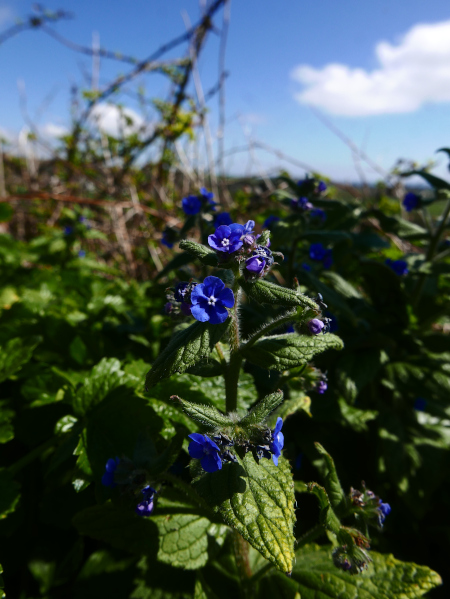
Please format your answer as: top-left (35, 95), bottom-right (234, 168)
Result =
top-left (314, 443), bottom-right (346, 511)
top-left (173, 396), bottom-right (231, 429)
top-left (242, 333), bottom-right (343, 371)
top-left (239, 278), bottom-right (319, 310)
top-left (292, 544), bottom-right (442, 598)
top-left (145, 322), bottom-right (229, 390)
top-left (194, 453), bottom-right (295, 574)
top-left (73, 358), bottom-right (137, 417)
top-left (0, 336), bottom-right (42, 383)
top-left (154, 513), bottom-right (212, 569)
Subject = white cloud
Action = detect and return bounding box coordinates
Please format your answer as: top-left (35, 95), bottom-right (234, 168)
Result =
top-left (291, 20), bottom-right (450, 116)
top-left (90, 104), bottom-right (148, 137)
top-left (40, 122), bottom-right (68, 138)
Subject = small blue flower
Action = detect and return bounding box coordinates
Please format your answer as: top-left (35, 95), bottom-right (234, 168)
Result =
top-left (190, 276), bottom-right (234, 324)
top-left (414, 397), bottom-right (427, 412)
top-left (286, 325), bottom-right (295, 333)
top-left (174, 282), bottom-right (189, 302)
top-left (136, 486), bottom-right (157, 516)
top-left (377, 500), bottom-right (391, 526)
top-left (182, 195), bottom-right (202, 215)
top-left (214, 212), bottom-right (233, 228)
top-left (188, 433), bottom-right (222, 473)
top-left (316, 380), bottom-right (328, 394)
top-left (200, 187), bottom-right (216, 210)
top-left (385, 258), bottom-right (408, 276)
top-left (309, 243), bottom-right (327, 261)
top-left (310, 208), bottom-right (326, 221)
top-left (317, 180), bottom-right (327, 193)
top-left (301, 262), bottom-right (311, 271)
top-left (64, 226), bottom-right (74, 236)
top-left (78, 250), bottom-right (86, 258)
top-left (296, 197), bottom-right (314, 211)
top-left (78, 216), bottom-right (86, 223)
top-left (245, 255), bottom-right (266, 275)
top-left (161, 231), bottom-right (174, 249)
top-left (403, 192), bottom-right (420, 212)
top-left (270, 418), bottom-right (284, 466)
top-left (308, 318), bottom-right (325, 335)
top-left (101, 457), bottom-right (119, 488)
top-left (263, 215), bottom-right (280, 229)
top-left (208, 225), bottom-right (243, 253)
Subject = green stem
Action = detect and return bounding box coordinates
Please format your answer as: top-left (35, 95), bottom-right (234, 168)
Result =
top-left (296, 523), bottom-right (326, 549)
top-left (225, 275), bottom-right (243, 413)
top-left (412, 198), bottom-right (450, 307)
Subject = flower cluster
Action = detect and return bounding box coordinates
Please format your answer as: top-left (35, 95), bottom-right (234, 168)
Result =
top-left (245, 245), bottom-right (275, 280)
top-left (385, 258), bottom-right (408, 276)
top-left (309, 243), bottom-right (333, 269)
top-left (403, 192), bottom-right (420, 212)
top-left (350, 485), bottom-right (391, 528)
top-left (188, 419), bottom-right (285, 473)
top-left (182, 187), bottom-right (216, 215)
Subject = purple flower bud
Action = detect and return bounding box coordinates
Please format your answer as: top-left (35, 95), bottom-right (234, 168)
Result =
top-left (164, 302), bottom-right (173, 314)
top-left (243, 233), bottom-right (256, 247)
top-left (136, 499), bottom-right (154, 517)
top-left (317, 181), bottom-right (327, 193)
top-left (245, 255), bottom-right (266, 274)
top-left (308, 318), bottom-right (325, 335)
top-left (316, 380), bottom-right (328, 394)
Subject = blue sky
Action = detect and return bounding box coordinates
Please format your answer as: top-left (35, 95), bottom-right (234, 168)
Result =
top-left (1, 0), bottom-right (450, 181)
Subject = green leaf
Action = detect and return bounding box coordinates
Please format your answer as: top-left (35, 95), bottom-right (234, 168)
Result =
top-left (155, 251), bottom-right (192, 281)
top-left (0, 468), bottom-right (20, 519)
top-left (73, 358), bottom-right (136, 417)
top-left (154, 513), bottom-right (212, 569)
top-left (178, 240), bottom-right (219, 267)
top-left (194, 453), bottom-right (296, 574)
top-left (0, 401), bottom-right (14, 443)
top-left (239, 391), bottom-right (284, 427)
top-left (269, 393), bottom-right (311, 426)
top-left (239, 278), bottom-right (319, 310)
top-left (0, 203), bottom-right (13, 222)
top-left (322, 271), bottom-right (362, 299)
top-left (242, 333), bottom-right (343, 371)
top-left (172, 396), bottom-right (231, 429)
top-left (145, 322), bottom-right (229, 390)
top-left (306, 483), bottom-right (341, 534)
top-left (185, 359), bottom-right (224, 378)
top-left (403, 169), bottom-right (450, 192)
top-left (339, 399), bottom-right (378, 433)
top-left (69, 335), bottom-right (88, 365)
top-left (314, 443), bottom-right (346, 511)
top-left (292, 544), bottom-right (442, 598)
top-left (0, 336), bottom-right (42, 383)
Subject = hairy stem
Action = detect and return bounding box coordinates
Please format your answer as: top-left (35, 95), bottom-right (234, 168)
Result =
top-left (241, 309), bottom-right (297, 351)
top-left (225, 275), bottom-right (243, 413)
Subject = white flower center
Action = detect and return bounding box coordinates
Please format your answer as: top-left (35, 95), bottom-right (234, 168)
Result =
top-left (208, 296), bottom-right (217, 306)
top-left (221, 238), bottom-right (230, 247)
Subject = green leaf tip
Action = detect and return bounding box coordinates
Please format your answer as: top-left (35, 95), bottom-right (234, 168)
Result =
top-left (171, 395), bottom-right (231, 428)
top-left (179, 240), bottom-right (219, 266)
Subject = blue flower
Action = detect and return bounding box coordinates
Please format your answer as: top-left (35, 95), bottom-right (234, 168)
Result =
top-left (263, 215), bottom-right (280, 229)
top-left (414, 397), bottom-right (427, 412)
top-left (301, 262), bottom-right (311, 271)
top-left (385, 258), bottom-right (408, 276)
top-left (188, 433), bottom-right (222, 473)
top-left (101, 457), bottom-right (119, 487)
top-left (317, 180), bottom-right (327, 193)
top-left (64, 226), bottom-right (74, 236)
top-left (403, 192), bottom-right (420, 212)
top-left (309, 243), bottom-right (327, 261)
top-left (190, 276), bottom-right (234, 324)
top-left (286, 325), bottom-right (295, 333)
top-left (200, 187), bottom-right (216, 210)
top-left (296, 197), bottom-right (314, 211)
top-left (136, 486), bottom-right (157, 517)
top-left (308, 318), bottom-right (325, 335)
top-left (229, 220), bottom-right (255, 237)
top-left (316, 380), bottom-right (328, 394)
top-left (208, 225), bottom-right (243, 253)
top-left (270, 418), bottom-right (284, 466)
top-left (214, 212), bottom-right (233, 228)
top-left (161, 231), bottom-right (174, 249)
top-left (245, 255), bottom-right (266, 275)
top-left (78, 250), bottom-right (86, 258)
top-left (182, 195), bottom-right (202, 215)
top-left (310, 208), bottom-right (326, 221)
top-left (174, 282), bottom-right (189, 302)
top-left (377, 500), bottom-right (391, 525)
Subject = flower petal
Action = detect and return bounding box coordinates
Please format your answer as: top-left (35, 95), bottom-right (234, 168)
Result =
top-left (208, 304), bottom-right (229, 324)
top-left (274, 417), bottom-right (283, 436)
top-left (191, 303), bottom-right (210, 322)
top-left (191, 284), bottom-right (209, 304)
top-left (202, 276), bottom-right (225, 296)
top-left (272, 454), bottom-right (279, 467)
top-left (203, 435), bottom-right (221, 452)
top-left (189, 441), bottom-right (206, 460)
top-left (218, 287), bottom-right (235, 308)
top-left (201, 452), bottom-right (222, 473)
